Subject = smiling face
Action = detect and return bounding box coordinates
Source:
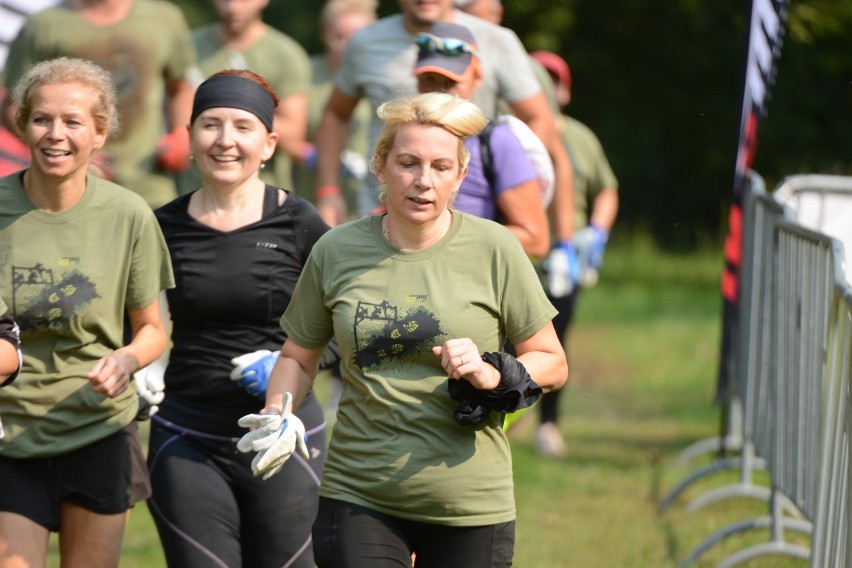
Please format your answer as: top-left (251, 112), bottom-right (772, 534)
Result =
top-left (23, 82), bottom-right (107, 183)
top-left (190, 106), bottom-right (278, 189)
top-left (374, 122), bottom-right (466, 228)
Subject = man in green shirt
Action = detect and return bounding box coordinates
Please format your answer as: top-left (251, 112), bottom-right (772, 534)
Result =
top-left (1, 0), bottom-right (197, 209)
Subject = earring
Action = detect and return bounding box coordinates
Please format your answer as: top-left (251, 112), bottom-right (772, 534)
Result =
top-left (260, 162), bottom-right (266, 169)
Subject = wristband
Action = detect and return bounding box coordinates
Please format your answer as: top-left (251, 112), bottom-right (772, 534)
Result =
top-left (315, 184), bottom-right (342, 200)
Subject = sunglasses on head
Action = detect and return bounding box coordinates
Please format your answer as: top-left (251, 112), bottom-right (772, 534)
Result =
top-left (416, 33), bottom-right (478, 57)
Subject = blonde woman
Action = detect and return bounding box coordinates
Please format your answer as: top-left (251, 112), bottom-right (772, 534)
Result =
top-left (0, 57), bottom-right (173, 567)
top-left (238, 92), bottom-right (568, 567)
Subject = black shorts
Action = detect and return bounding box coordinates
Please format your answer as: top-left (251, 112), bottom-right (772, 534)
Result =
top-left (0, 422), bottom-right (151, 531)
top-left (313, 497), bottom-right (515, 568)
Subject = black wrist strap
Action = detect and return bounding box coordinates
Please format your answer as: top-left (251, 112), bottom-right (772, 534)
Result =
top-left (447, 351), bottom-right (543, 426)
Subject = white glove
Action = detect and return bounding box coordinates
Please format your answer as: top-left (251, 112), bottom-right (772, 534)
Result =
top-left (340, 149), bottom-right (368, 181)
top-left (135, 361), bottom-right (166, 418)
top-left (237, 392), bottom-right (310, 480)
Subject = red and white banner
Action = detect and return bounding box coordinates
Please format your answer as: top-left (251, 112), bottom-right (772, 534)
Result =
top-left (718, 0), bottom-right (788, 397)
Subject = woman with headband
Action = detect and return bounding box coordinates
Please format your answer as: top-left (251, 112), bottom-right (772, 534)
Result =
top-left (237, 92), bottom-right (568, 567)
top-left (147, 70), bottom-right (331, 568)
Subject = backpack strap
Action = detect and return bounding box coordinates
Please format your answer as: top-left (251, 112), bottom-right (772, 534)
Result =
top-left (478, 121), bottom-right (497, 196)
top-left (478, 121), bottom-right (509, 224)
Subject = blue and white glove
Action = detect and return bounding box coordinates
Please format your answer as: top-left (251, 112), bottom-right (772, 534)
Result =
top-left (135, 362), bottom-right (166, 420)
top-left (576, 223), bottom-right (609, 271)
top-left (544, 240), bottom-right (582, 298)
top-left (230, 350), bottom-right (279, 400)
top-left (237, 392), bottom-right (310, 480)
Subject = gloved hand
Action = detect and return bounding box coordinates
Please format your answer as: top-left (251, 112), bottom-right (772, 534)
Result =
top-left (156, 127), bottom-right (191, 172)
top-left (340, 149), bottom-right (368, 180)
top-left (299, 143), bottom-right (317, 171)
top-left (237, 392), bottom-right (310, 480)
top-left (135, 364), bottom-right (165, 420)
top-left (575, 223), bottom-right (609, 270)
top-left (229, 350), bottom-right (279, 400)
top-left (544, 240), bottom-right (581, 298)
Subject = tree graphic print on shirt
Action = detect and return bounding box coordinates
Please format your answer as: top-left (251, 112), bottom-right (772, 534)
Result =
top-left (353, 300), bottom-right (442, 370)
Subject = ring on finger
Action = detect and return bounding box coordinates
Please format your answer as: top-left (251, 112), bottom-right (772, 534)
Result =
top-left (459, 355), bottom-right (466, 365)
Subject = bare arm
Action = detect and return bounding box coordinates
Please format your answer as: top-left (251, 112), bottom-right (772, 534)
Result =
top-left (164, 78), bottom-right (194, 131)
top-left (314, 87), bottom-right (361, 226)
top-left (154, 78), bottom-right (196, 173)
top-left (0, 343), bottom-right (17, 385)
top-left (513, 322), bottom-right (568, 391)
top-left (590, 187), bottom-right (619, 232)
top-left (86, 298), bottom-right (168, 398)
top-left (1, 93), bottom-right (19, 136)
top-left (496, 179), bottom-right (551, 258)
top-left (273, 92), bottom-right (311, 160)
top-left (0, 311), bottom-right (20, 385)
top-left (509, 93), bottom-right (575, 241)
top-left (260, 338), bottom-right (326, 415)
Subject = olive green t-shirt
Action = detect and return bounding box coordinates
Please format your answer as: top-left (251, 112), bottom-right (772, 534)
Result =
top-left (3, 0), bottom-right (197, 209)
top-left (0, 172), bottom-right (174, 458)
top-left (560, 114), bottom-right (619, 229)
top-left (282, 213), bottom-right (556, 526)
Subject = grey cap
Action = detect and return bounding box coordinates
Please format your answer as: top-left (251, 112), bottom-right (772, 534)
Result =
top-left (414, 22), bottom-right (477, 82)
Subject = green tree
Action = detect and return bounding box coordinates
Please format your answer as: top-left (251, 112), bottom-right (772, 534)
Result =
top-left (171, 0), bottom-right (852, 248)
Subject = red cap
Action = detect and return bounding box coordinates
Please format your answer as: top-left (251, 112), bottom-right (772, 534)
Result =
top-left (531, 50), bottom-right (571, 90)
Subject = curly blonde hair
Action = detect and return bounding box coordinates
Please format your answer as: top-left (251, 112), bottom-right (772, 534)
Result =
top-left (13, 57), bottom-right (119, 138)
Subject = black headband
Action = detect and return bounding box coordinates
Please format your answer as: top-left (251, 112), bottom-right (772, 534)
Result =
top-left (190, 74), bottom-right (275, 131)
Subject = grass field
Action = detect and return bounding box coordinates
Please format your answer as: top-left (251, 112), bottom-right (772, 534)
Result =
top-left (47, 234), bottom-right (810, 567)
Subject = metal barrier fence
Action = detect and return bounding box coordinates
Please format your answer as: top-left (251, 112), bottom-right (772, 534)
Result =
top-left (662, 172), bottom-right (852, 567)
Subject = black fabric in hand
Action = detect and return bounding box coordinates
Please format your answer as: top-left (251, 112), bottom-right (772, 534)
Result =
top-left (447, 352), bottom-right (543, 426)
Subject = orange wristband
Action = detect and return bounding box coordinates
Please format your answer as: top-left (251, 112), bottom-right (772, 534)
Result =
top-left (315, 184), bottom-right (342, 200)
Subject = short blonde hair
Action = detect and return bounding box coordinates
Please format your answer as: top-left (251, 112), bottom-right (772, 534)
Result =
top-left (371, 91), bottom-right (487, 197)
top-left (13, 57), bottom-right (119, 137)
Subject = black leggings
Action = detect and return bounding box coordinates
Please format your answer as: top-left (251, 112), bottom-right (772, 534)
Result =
top-left (147, 394), bottom-right (327, 568)
top-left (540, 288), bottom-right (580, 424)
top-left (312, 497), bottom-right (515, 568)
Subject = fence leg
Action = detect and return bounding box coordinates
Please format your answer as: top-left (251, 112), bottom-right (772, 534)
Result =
top-left (675, 397), bottom-right (743, 465)
top-left (685, 441), bottom-right (768, 513)
top-left (659, 458), bottom-right (741, 512)
top-left (715, 490), bottom-right (811, 568)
